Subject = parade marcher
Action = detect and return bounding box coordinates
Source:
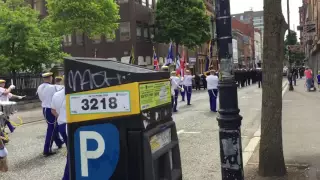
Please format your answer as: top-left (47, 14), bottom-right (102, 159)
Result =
top-left (170, 71), bottom-right (181, 112)
top-left (317, 71), bottom-right (320, 90)
top-left (292, 67), bottom-right (298, 86)
top-left (51, 77), bottom-right (69, 180)
top-left (183, 70), bottom-right (193, 105)
top-left (55, 76), bottom-right (64, 91)
top-left (206, 70), bottom-right (219, 112)
top-left (37, 72), bottom-right (63, 156)
top-left (179, 76), bottom-right (185, 102)
top-left (0, 138), bottom-right (8, 172)
top-left (0, 79), bottom-right (25, 133)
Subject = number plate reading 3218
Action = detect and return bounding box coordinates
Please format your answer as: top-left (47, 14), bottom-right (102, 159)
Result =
top-left (69, 91), bottom-right (131, 115)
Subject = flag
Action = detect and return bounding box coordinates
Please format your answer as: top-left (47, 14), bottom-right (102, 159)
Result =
top-left (176, 53), bottom-right (180, 71)
top-left (153, 46), bottom-right (159, 70)
top-left (129, 45), bottom-right (135, 64)
top-left (205, 40), bottom-right (211, 72)
top-left (180, 48), bottom-right (186, 77)
top-left (165, 42), bottom-right (173, 65)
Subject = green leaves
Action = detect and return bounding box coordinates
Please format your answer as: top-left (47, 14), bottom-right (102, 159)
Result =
top-left (46, 0), bottom-right (120, 38)
top-left (0, 0), bottom-right (67, 74)
top-left (155, 0), bottom-right (211, 48)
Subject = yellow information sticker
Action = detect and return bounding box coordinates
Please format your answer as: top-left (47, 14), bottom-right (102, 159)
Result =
top-left (139, 81), bottom-right (171, 110)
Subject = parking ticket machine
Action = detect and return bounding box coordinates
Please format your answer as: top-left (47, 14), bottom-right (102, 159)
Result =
top-left (65, 57), bottom-right (182, 180)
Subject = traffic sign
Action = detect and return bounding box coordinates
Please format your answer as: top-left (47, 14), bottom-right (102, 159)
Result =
top-left (74, 123), bottom-right (120, 180)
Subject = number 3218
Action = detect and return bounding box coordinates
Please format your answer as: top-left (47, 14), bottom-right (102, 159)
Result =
top-left (81, 97), bottom-right (118, 111)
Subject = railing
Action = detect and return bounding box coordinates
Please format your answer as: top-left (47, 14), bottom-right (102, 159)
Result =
top-left (0, 74), bottom-right (42, 101)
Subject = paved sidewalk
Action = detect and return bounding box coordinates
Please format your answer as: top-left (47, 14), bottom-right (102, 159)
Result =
top-left (245, 79), bottom-right (320, 179)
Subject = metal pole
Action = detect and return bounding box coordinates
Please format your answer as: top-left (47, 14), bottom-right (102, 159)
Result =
top-left (215, 0), bottom-right (244, 179)
top-left (287, 0), bottom-right (294, 91)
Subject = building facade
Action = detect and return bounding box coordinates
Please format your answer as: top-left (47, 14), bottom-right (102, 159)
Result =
top-left (298, 0), bottom-right (320, 74)
top-left (233, 10), bottom-right (264, 36)
top-left (27, 0), bottom-right (215, 74)
top-left (254, 30), bottom-right (262, 66)
top-left (232, 18), bottom-right (255, 68)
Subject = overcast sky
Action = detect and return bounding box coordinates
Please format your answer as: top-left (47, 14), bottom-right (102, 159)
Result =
top-left (230, 0), bottom-right (302, 33)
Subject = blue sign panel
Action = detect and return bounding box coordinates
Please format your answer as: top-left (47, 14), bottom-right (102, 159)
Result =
top-left (74, 123), bottom-right (120, 180)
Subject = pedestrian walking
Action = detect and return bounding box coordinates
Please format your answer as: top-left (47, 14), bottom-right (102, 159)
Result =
top-left (194, 74), bottom-right (201, 90)
top-left (37, 72), bottom-right (63, 157)
top-left (201, 74), bottom-right (207, 90)
top-left (206, 70), bottom-right (219, 112)
top-left (304, 67), bottom-right (313, 92)
top-left (257, 69), bottom-right (262, 88)
top-left (170, 71), bottom-right (181, 112)
top-left (51, 77), bottom-right (69, 180)
top-left (183, 70), bottom-right (193, 105)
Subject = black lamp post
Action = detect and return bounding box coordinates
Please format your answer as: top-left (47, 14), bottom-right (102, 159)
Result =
top-left (287, 0), bottom-right (294, 91)
top-left (215, 0), bottom-right (244, 179)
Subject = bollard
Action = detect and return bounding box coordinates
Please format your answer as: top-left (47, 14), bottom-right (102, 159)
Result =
top-left (215, 0), bottom-right (244, 179)
top-left (64, 57), bottom-right (182, 180)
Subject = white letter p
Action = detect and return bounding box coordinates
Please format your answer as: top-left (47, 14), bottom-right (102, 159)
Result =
top-left (80, 131), bottom-right (105, 177)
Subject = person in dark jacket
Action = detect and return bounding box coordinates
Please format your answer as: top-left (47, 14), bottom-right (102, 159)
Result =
top-left (257, 69), bottom-right (262, 88)
top-left (201, 74), bottom-right (207, 90)
top-left (194, 74), bottom-right (201, 90)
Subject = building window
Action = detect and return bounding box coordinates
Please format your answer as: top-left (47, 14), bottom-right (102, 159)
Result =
top-left (144, 25), bottom-right (149, 39)
top-left (150, 27), bottom-right (154, 39)
top-left (142, 0), bottom-right (147, 6)
top-left (117, 0), bottom-right (128, 3)
top-left (135, 0), bottom-right (140, 4)
top-left (91, 35), bottom-right (101, 44)
top-left (76, 32), bottom-right (84, 45)
top-left (136, 23), bottom-right (142, 40)
top-left (119, 22), bottom-right (131, 41)
top-left (106, 31), bottom-right (116, 42)
top-left (148, 0), bottom-right (152, 8)
top-left (63, 35), bottom-right (72, 46)
top-left (33, 0), bottom-right (45, 15)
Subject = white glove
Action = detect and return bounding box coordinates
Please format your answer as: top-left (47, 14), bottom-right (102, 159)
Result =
top-left (17, 96), bottom-right (25, 99)
top-left (9, 85), bottom-right (15, 89)
top-left (180, 87), bottom-right (184, 92)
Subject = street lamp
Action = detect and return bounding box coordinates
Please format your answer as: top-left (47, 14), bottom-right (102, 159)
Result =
top-left (215, 0), bottom-right (244, 179)
top-left (287, 0), bottom-right (294, 91)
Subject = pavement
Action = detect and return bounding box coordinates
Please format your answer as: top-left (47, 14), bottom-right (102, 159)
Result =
top-left (245, 78), bottom-right (320, 180)
top-left (0, 81), bottom-right (282, 180)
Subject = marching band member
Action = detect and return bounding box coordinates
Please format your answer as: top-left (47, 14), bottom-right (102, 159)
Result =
top-left (170, 71), bottom-right (181, 112)
top-left (183, 70), bottom-right (194, 105)
top-left (37, 72), bottom-right (63, 157)
top-left (0, 138), bottom-right (8, 172)
top-left (206, 70), bottom-right (219, 112)
top-left (51, 76), bottom-right (69, 180)
top-left (0, 79), bottom-right (25, 133)
top-left (179, 76), bottom-right (185, 101)
top-left (54, 76), bottom-right (64, 91)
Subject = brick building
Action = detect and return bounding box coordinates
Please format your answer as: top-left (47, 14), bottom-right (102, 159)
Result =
top-left (298, 0), bottom-right (320, 74)
top-left (26, 0), bottom-right (215, 74)
top-left (231, 18), bottom-right (255, 68)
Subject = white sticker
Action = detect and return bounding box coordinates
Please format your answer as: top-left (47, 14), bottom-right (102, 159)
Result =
top-left (69, 91), bottom-right (131, 115)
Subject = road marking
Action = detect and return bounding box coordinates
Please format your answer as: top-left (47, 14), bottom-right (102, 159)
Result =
top-left (177, 130), bottom-right (185, 134)
top-left (181, 131), bottom-right (201, 134)
top-left (243, 81), bottom-right (288, 167)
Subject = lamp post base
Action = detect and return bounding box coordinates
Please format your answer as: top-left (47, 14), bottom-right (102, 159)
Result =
top-left (217, 78), bottom-right (244, 180)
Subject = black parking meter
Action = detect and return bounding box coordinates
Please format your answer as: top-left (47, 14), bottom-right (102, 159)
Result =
top-left (65, 57), bottom-right (182, 180)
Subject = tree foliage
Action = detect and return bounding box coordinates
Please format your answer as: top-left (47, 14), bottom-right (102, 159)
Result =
top-left (0, 0), bottom-right (67, 74)
top-left (155, 0), bottom-right (211, 50)
top-left (284, 30), bottom-right (305, 65)
top-left (46, 0), bottom-right (120, 38)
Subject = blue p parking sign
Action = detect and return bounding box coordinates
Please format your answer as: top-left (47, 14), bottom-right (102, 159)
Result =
top-left (74, 123), bottom-right (120, 180)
